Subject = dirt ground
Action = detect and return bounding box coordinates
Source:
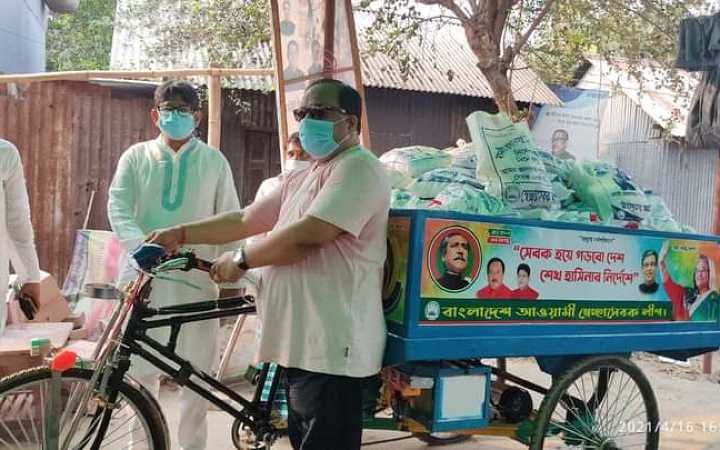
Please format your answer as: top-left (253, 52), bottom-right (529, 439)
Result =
top-left (152, 347), bottom-right (720, 450)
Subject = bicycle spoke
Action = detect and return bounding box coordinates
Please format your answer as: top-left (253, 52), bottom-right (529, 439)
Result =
top-left (99, 425), bottom-right (146, 448)
top-left (534, 358), bottom-right (657, 450)
top-left (28, 392), bottom-right (40, 446)
top-left (0, 413), bottom-right (23, 448)
top-left (102, 406), bottom-right (135, 441)
top-left (0, 371), bottom-right (160, 450)
top-left (0, 435), bottom-right (16, 450)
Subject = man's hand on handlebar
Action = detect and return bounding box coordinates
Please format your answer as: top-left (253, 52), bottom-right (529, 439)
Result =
top-left (210, 251), bottom-right (245, 284)
top-left (146, 226), bottom-right (185, 253)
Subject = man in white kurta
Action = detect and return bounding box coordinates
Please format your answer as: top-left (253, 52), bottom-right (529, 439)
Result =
top-left (108, 81), bottom-right (241, 450)
top-left (0, 139), bottom-right (41, 336)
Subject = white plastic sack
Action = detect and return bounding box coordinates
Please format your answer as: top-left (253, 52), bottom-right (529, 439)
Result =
top-left (535, 149), bottom-right (571, 180)
top-left (446, 145), bottom-right (477, 170)
top-left (384, 169), bottom-right (416, 190)
top-left (568, 161), bottom-right (649, 223)
top-left (429, 183), bottom-right (504, 215)
top-left (390, 189), bottom-right (434, 209)
top-left (641, 191), bottom-right (682, 232)
top-left (380, 146), bottom-right (451, 180)
top-left (610, 190), bottom-right (650, 222)
top-left (411, 167), bottom-right (482, 199)
top-left (467, 112), bottom-right (555, 209)
top-left (391, 189), bottom-right (417, 208)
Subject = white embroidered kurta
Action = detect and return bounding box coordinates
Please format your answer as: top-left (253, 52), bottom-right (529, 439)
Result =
top-left (0, 139), bottom-right (41, 335)
top-left (108, 136), bottom-right (241, 376)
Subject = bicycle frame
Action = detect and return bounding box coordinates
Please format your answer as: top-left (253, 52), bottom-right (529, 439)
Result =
top-left (62, 259), bottom-right (283, 449)
top-left (121, 295), bottom-right (273, 424)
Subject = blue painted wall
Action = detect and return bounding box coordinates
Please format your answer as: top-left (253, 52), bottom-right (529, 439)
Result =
top-left (0, 0), bottom-right (48, 74)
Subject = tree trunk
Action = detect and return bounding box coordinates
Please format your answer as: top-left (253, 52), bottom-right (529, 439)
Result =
top-left (479, 63), bottom-right (519, 118)
top-left (462, 12), bottom-right (520, 118)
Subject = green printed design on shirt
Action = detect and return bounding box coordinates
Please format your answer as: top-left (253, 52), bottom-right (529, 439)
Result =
top-left (161, 142), bottom-right (196, 211)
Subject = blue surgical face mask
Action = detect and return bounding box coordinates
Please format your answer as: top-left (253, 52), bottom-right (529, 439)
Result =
top-left (157, 110), bottom-right (196, 141)
top-left (299, 117), bottom-right (350, 160)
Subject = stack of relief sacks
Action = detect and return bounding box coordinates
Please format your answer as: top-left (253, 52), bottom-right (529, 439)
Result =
top-left (381, 111), bottom-right (690, 232)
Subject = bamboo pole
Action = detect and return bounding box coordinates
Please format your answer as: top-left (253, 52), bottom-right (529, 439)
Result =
top-left (207, 69), bottom-right (222, 149)
top-left (345, 0), bottom-right (371, 148)
top-left (0, 68), bottom-right (274, 84)
top-left (269, 0), bottom-right (290, 166)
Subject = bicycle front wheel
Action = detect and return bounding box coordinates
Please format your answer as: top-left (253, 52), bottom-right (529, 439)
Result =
top-left (0, 367), bottom-right (168, 450)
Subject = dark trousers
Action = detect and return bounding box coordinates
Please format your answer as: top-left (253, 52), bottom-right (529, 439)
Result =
top-left (284, 367), bottom-right (365, 450)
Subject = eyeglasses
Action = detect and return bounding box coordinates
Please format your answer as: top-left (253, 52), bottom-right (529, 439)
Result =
top-left (293, 105), bottom-right (347, 121)
top-left (157, 104), bottom-right (195, 114)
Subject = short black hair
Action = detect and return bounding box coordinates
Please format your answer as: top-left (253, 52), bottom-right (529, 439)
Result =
top-left (641, 250), bottom-right (658, 266)
top-left (487, 257), bottom-right (505, 274)
top-left (288, 132), bottom-right (301, 145)
top-left (552, 129), bottom-right (568, 139)
top-left (517, 263), bottom-right (531, 276)
top-left (154, 80), bottom-right (199, 110)
top-left (306, 78), bottom-right (362, 132)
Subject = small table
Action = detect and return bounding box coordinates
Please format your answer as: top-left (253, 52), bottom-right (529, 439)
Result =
top-left (0, 322), bottom-right (73, 377)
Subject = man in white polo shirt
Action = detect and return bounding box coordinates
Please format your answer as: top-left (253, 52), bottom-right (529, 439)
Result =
top-left (148, 78), bottom-right (390, 450)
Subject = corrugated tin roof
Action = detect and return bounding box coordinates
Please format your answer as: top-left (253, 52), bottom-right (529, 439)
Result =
top-left (360, 30), bottom-right (560, 105)
top-left (576, 58), bottom-right (697, 137)
top-left (110, 7), bottom-right (559, 105)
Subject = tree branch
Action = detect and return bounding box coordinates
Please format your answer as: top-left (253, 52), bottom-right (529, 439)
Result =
top-left (355, 7), bottom-right (462, 25)
top-left (505, 0), bottom-right (556, 64)
top-left (418, 0), bottom-right (470, 22)
top-left (608, 0), bottom-right (676, 40)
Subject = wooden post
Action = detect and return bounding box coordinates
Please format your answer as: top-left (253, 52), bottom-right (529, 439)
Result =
top-left (207, 69), bottom-right (222, 149)
top-left (323, 1), bottom-right (336, 75)
top-left (269, 0), bottom-right (289, 164)
top-left (703, 148), bottom-right (720, 375)
top-left (345, 0), bottom-right (371, 148)
top-left (0, 68), bottom-right (274, 84)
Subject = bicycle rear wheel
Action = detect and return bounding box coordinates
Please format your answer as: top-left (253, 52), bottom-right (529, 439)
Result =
top-left (0, 367), bottom-right (168, 450)
top-left (530, 356), bottom-right (659, 450)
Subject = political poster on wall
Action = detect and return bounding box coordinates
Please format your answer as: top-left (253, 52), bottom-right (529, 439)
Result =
top-left (270, 0), bottom-right (369, 157)
top-left (531, 86), bottom-right (609, 161)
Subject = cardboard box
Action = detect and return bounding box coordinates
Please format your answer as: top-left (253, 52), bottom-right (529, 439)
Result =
top-left (7, 271), bottom-right (71, 324)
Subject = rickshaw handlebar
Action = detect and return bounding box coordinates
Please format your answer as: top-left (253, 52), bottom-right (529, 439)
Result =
top-left (191, 256), bottom-right (213, 273)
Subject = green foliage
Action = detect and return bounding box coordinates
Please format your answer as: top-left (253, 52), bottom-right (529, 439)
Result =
top-left (360, 0), bottom-right (709, 114)
top-left (359, 1), bottom-right (425, 81)
top-left (46, 0), bottom-right (117, 71)
top-left (524, 0), bottom-right (707, 85)
top-left (117, 0), bottom-right (269, 68)
top-left (53, 0), bottom-right (707, 115)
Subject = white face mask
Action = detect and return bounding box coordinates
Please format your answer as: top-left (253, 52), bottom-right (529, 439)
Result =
top-left (284, 159), bottom-right (311, 172)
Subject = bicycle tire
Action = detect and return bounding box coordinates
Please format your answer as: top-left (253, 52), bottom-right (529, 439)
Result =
top-left (0, 366), bottom-right (169, 450)
top-left (530, 355), bottom-right (659, 450)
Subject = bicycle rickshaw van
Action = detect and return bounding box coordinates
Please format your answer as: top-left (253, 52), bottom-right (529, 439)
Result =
top-left (379, 208), bottom-right (720, 441)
